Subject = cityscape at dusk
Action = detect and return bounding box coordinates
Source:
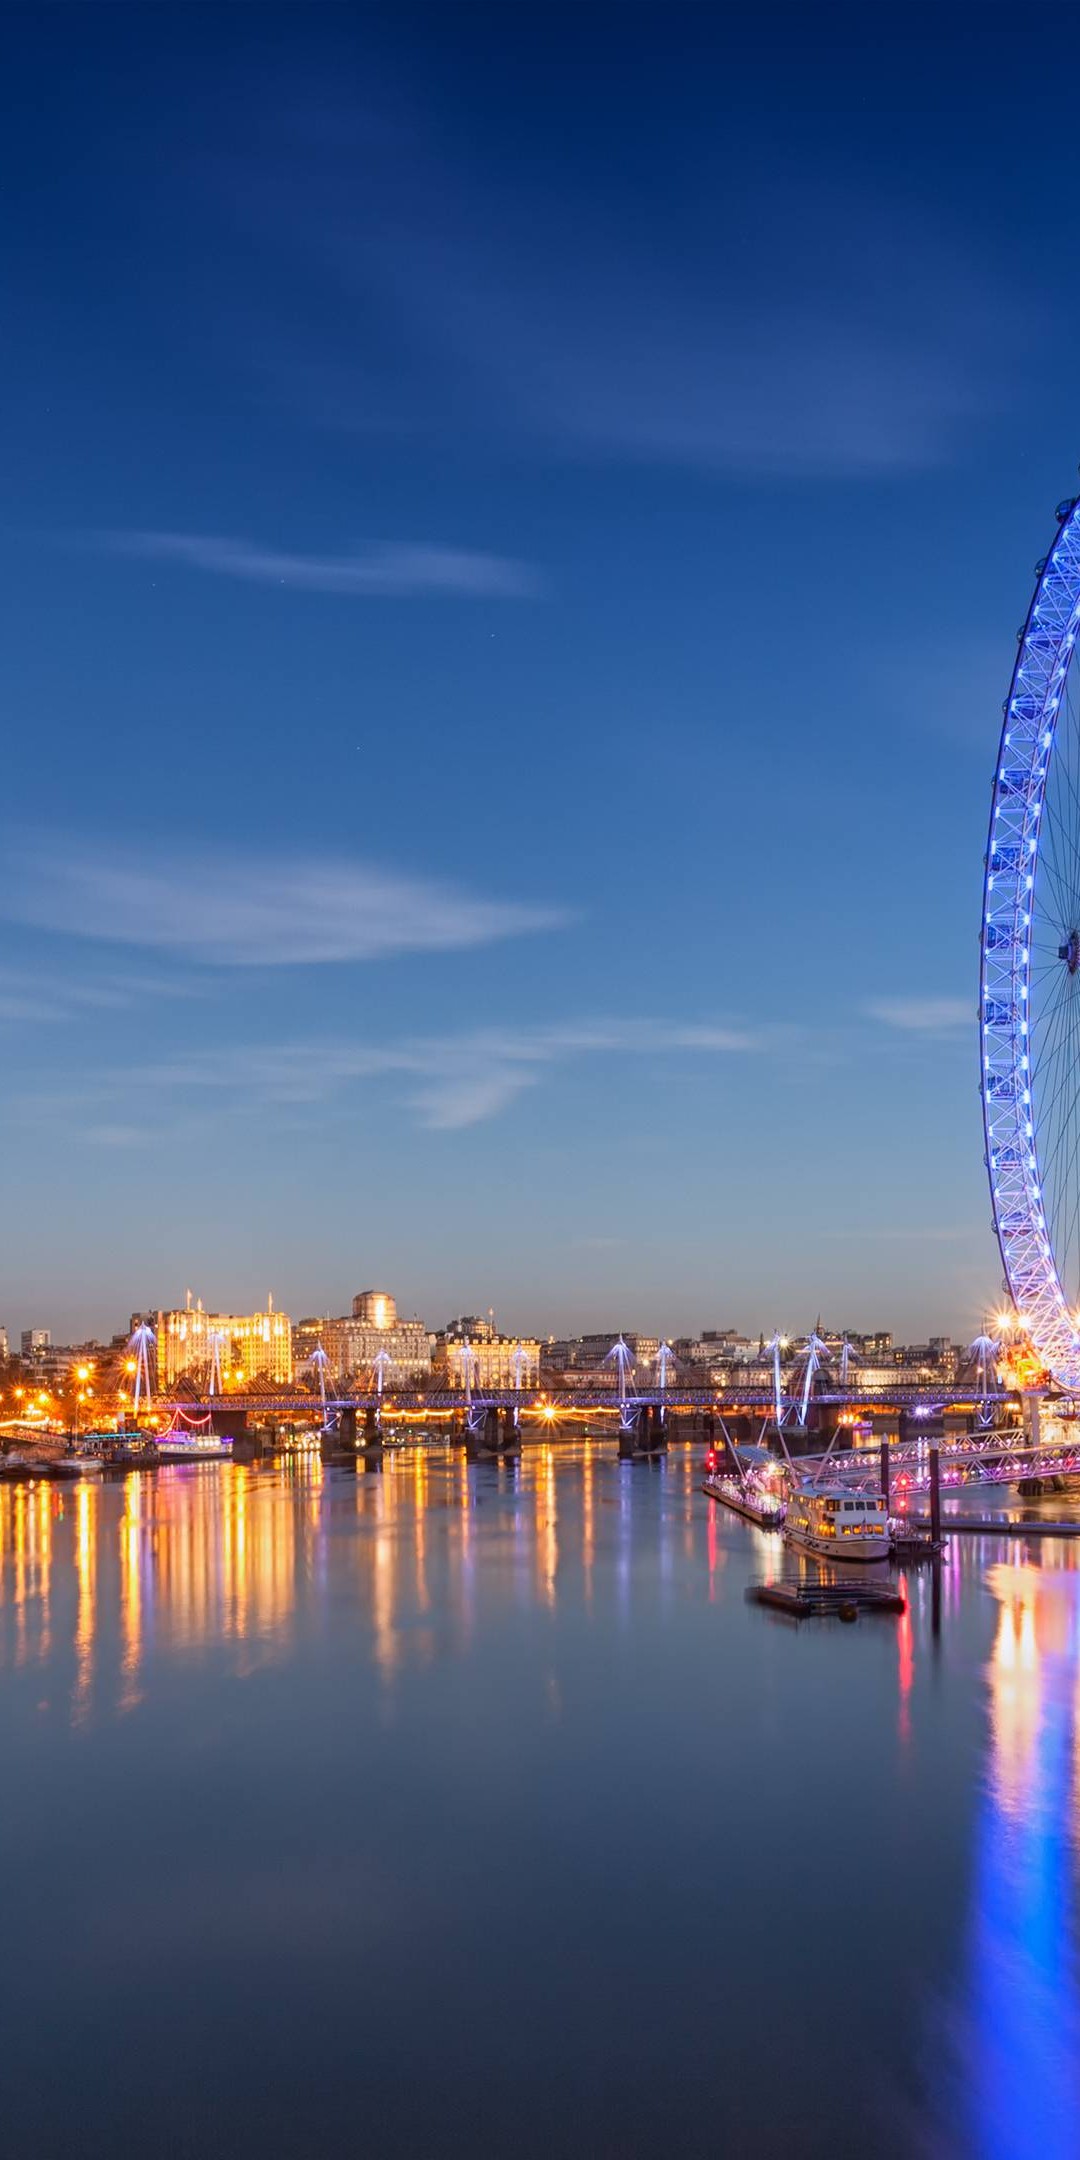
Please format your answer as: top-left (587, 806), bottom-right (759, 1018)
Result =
top-left (5, 3), bottom-right (1075, 1345)
top-left (10, 6), bottom-right (1080, 2158)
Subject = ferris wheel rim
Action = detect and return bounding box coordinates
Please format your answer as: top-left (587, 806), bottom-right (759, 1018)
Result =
top-left (981, 490), bottom-right (1080, 1390)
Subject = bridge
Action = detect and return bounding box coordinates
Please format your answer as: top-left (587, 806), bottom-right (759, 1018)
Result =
top-left (155, 1381), bottom-right (1014, 1464)
top-left (156, 1384), bottom-right (1012, 1417)
top-left (800, 1426), bottom-right (1080, 1496)
top-left (137, 1319), bottom-right (1019, 1459)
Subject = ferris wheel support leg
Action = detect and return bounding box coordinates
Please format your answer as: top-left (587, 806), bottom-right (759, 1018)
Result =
top-left (1021, 1389), bottom-right (1045, 1448)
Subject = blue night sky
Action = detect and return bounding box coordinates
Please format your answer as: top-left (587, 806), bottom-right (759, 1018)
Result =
top-left (1, 2), bottom-right (1076, 1342)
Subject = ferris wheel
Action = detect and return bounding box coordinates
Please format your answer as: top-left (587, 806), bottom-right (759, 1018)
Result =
top-left (982, 490), bottom-right (1080, 1390)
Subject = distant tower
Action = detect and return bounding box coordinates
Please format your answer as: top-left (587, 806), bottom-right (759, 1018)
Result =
top-left (352, 1290), bottom-right (397, 1330)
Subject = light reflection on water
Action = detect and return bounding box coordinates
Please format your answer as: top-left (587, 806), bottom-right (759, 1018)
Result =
top-left (0, 1443), bottom-right (617, 1710)
top-left (940, 1560), bottom-right (1080, 2160)
top-left (3, 1448), bottom-right (1080, 2157)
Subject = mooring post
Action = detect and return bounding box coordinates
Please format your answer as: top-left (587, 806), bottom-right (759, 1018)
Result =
top-left (879, 1439), bottom-right (890, 1512)
top-left (929, 1444), bottom-right (942, 1547)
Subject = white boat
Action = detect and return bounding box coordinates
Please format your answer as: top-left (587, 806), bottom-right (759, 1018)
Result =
top-left (783, 1483), bottom-right (890, 1562)
top-left (155, 1433), bottom-right (233, 1463)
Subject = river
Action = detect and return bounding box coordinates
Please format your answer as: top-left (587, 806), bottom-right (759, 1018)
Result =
top-left (0, 1442), bottom-right (1077, 2158)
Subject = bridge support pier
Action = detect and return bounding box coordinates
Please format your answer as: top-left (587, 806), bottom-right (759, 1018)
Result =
top-left (338, 1407), bottom-right (358, 1450)
top-left (214, 1408), bottom-right (250, 1444)
top-left (465, 1405), bottom-right (520, 1460)
top-left (619, 1404), bottom-right (668, 1460)
top-left (899, 1408), bottom-right (943, 1446)
top-left (1022, 1389), bottom-right (1044, 1448)
top-left (879, 1440), bottom-right (890, 1512)
top-left (929, 1445), bottom-right (942, 1548)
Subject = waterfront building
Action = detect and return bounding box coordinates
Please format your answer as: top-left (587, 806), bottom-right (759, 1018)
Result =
top-left (542, 1331), bottom-right (660, 1374)
top-left (157, 1298), bottom-right (293, 1388)
top-left (435, 1317), bottom-right (541, 1389)
top-left (293, 1292), bottom-right (433, 1384)
top-left (672, 1330), bottom-right (759, 1367)
top-left (352, 1290), bottom-right (396, 1328)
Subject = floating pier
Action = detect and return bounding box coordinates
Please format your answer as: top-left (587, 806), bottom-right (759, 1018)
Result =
top-left (747, 1579), bottom-right (906, 1619)
top-left (889, 1529), bottom-right (946, 1561)
top-left (903, 1514), bottom-right (1080, 1538)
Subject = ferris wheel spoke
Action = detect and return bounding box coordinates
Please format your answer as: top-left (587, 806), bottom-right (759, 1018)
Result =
top-left (1036, 826), bottom-right (1075, 934)
top-left (1046, 796), bottom-right (1080, 925)
top-left (1057, 1056), bottom-right (1080, 1304)
top-left (1047, 706), bottom-right (1080, 909)
top-left (1037, 997), bottom-right (1080, 1190)
top-left (1046, 995), bottom-right (1080, 1284)
top-left (1031, 947), bottom-right (1073, 979)
top-left (1039, 806), bottom-right (1079, 928)
top-left (1041, 736), bottom-right (1080, 885)
top-left (1061, 692), bottom-right (1080, 897)
top-left (1031, 966), bottom-right (1073, 1079)
top-left (1036, 998), bottom-right (1078, 1125)
top-left (1033, 1013), bottom-right (1076, 1133)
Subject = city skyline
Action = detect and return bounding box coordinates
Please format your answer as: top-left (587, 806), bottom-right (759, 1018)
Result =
top-left (0, 1288), bottom-right (990, 1364)
top-left (1, 5), bottom-right (1070, 1334)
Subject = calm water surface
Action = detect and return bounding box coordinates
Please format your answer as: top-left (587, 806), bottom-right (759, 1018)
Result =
top-left (1, 1443), bottom-right (1078, 2159)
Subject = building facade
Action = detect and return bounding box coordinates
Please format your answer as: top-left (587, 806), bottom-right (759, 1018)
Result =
top-left (293, 1290), bottom-right (433, 1384)
top-left (434, 1316), bottom-right (541, 1390)
top-left (157, 1300), bottom-right (293, 1388)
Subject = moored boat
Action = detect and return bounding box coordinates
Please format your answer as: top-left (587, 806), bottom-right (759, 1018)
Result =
top-left (702, 1472), bottom-right (785, 1529)
top-left (57, 1446), bottom-right (104, 1475)
top-left (155, 1435), bottom-right (233, 1463)
top-left (702, 1442), bottom-right (786, 1528)
top-left (702, 1441), bottom-right (786, 1529)
top-left (783, 1483), bottom-right (890, 1562)
top-left (101, 1437), bottom-right (160, 1469)
top-left (0, 1450), bottom-right (35, 1479)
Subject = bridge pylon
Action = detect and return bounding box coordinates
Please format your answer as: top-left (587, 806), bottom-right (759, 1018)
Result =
top-left (1021, 1388), bottom-right (1045, 1448)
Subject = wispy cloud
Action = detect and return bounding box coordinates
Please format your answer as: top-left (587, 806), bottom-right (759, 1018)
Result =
top-left (100, 531), bottom-right (542, 598)
top-left (41, 1017), bottom-right (761, 1134)
top-left (865, 997), bottom-right (971, 1033)
top-left (0, 840), bottom-right (567, 967)
top-left (220, 89), bottom-right (1023, 478)
top-left (0, 963), bottom-right (206, 1025)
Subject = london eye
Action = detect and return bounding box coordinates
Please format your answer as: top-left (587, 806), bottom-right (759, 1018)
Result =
top-left (982, 491), bottom-right (1080, 1389)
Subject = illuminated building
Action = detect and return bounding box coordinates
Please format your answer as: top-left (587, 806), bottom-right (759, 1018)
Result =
top-left (542, 1332), bottom-right (659, 1376)
top-left (352, 1290), bottom-right (396, 1329)
top-left (435, 1317), bottom-right (541, 1389)
top-left (157, 1297), bottom-right (293, 1387)
top-left (293, 1291), bottom-right (433, 1384)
